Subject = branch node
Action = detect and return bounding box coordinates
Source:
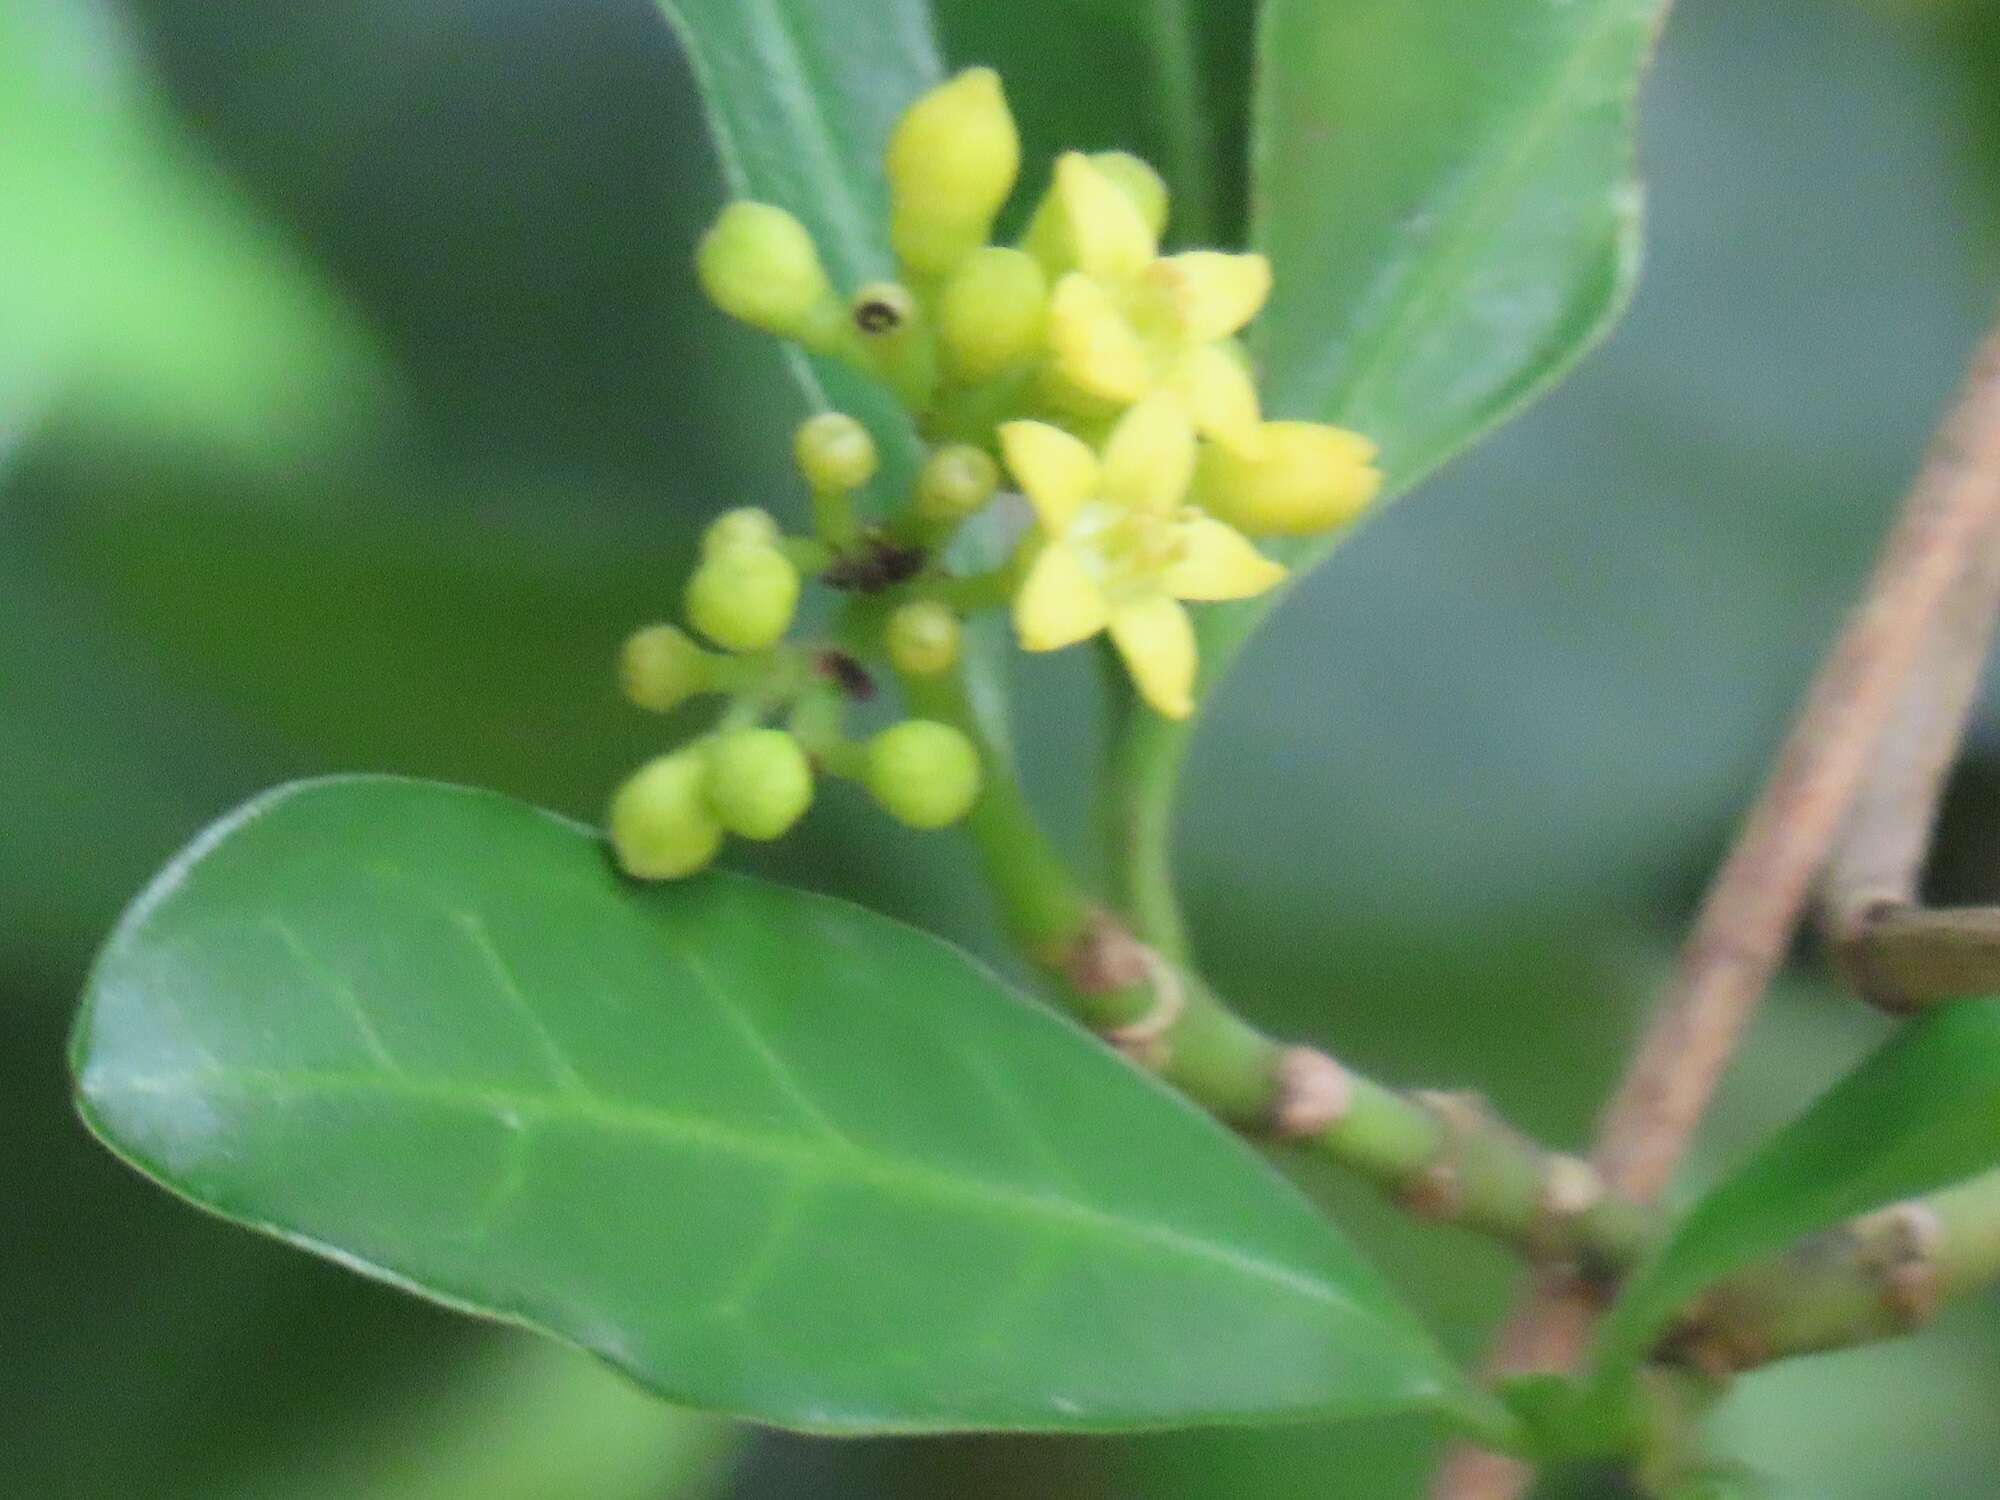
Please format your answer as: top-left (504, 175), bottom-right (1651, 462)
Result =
top-left (1525, 1154), bottom-right (1609, 1261)
top-left (1399, 1090), bottom-right (1490, 1223)
top-left (1097, 944), bottom-right (1186, 1071)
top-left (1857, 1201), bottom-right (1945, 1330)
top-left (1269, 1047), bottom-right (1354, 1140)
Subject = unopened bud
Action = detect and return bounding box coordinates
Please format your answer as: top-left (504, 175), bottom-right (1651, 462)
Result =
top-left (619, 624), bottom-right (711, 713)
top-left (702, 507), bottom-right (781, 558)
top-left (915, 444), bottom-right (999, 523)
top-left (886, 68), bottom-right (1020, 276)
top-left (793, 412), bottom-right (878, 493)
top-left (608, 750), bottom-right (722, 880)
top-left (1195, 421), bottom-right (1383, 538)
top-left (886, 602), bottom-right (962, 677)
top-left (938, 247), bottom-right (1048, 382)
top-left (684, 543), bottom-right (800, 653)
top-left (705, 728), bottom-right (814, 841)
top-left (865, 719), bottom-right (982, 829)
top-left (697, 202), bottom-right (834, 338)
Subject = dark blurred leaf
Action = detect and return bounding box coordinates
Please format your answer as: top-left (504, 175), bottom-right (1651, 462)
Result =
top-left (208, 1336), bottom-right (737, 1500)
top-left (933, 0), bottom-right (1253, 246)
top-left (650, 0), bottom-right (941, 484)
top-left (1595, 998), bottom-right (2000, 1381)
top-left (0, 0), bottom-right (387, 454)
top-left (76, 777), bottom-right (1488, 1435)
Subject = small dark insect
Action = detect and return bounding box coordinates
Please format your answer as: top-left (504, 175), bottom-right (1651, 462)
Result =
top-left (815, 649), bottom-right (877, 701)
top-left (823, 534), bottom-right (928, 593)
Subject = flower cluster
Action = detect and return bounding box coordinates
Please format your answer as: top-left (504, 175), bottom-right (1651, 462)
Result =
top-left (608, 68), bottom-right (1381, 880)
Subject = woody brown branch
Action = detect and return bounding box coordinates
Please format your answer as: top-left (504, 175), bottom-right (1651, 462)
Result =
top-left (1435, 320), bottom-right (2000, 1500)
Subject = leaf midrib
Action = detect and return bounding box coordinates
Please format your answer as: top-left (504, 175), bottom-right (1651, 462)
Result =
top-left (85, 1060), bottom-right (1359, 1316)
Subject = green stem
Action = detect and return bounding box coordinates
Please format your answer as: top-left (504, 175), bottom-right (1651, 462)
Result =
top-left (1673, 1167), bottom-right (2000, 1372)
top-left (897, 665), bottom-right (1089, 957)
top-left (898, 655), bottom-right (1658, 1271)
top-left (1105, 700), bottom-right (1194, 961)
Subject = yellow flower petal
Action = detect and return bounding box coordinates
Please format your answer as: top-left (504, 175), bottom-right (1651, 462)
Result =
top-left (1165, 517), bottom-right (1287, 601)
top-left (1195, 420), bottom-right (1384, 537)
top-left (999, 420), bottom-right (1100, 533)
top-left (1047, 273), bottom-right (1151, 402)
top-left (1153, 252), bottom-right (1271, 342)
top-left (1101, 394), bottom-right (1196, 515)
top-left (1052, 152), bottom-right (1157, 280)
top-left (1014, 540), bottom-right (1111, 652)
top-left (1170, 344), bottom-right (1264, 454)
top-left (1109, 595), bottom-right (1198, 719)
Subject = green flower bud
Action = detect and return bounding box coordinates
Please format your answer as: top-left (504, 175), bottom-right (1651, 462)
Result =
top-left (885, 601), bottom-right (962, 677)
top-left (938, 247), bottom-right (1048, 382)
top-left (684, 543), bottom-right (800, 653)
top-left (704, 728), bottom-right (814, 840)
top-left (886, 68), bottom-right (1020, 277)
top-left (1088, 151), bottom-right (1169, 238)
top-left (915, 444), bottom-right (999, 523)
top-left (701, 507), bottom-right (781, 558)
top-left (619, 623), bottom-right (711, 713)
top-left (697, 202), bottom-right (833, 338)
top-left (793, 412), bottom-right (878, 493)
top-left (608, 750), bottom-right (723, 880)
top-left (864, 719), bottom-right (981, 829)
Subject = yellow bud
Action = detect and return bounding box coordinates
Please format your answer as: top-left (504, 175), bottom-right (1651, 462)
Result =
top-left (684, 543), bottom-right (800, 652)
top-left (938, 247), bottom-right (1048, 382)
top-left (608, 750), bottom-right (723, 880)
top-left (864, 720), bottom-right (982, 829)
top-left (1195, 422), bottom-right (1384, 538)
top-left (704, 728), bottom-right (814, 841)
top-left (886, 68), bottom-right (1020, 276)
top-left (793, 412), bottom-right (879, 493)
top-left (619, 623), bottom-right (711, 713)
top-left (915, 445), bottom-right (999, 523)
top-left (696, 202), bottom-right (834, 338)
top-left (1088, 151), bottom-right (1169, 238)
top-left (886, 602), bottom-right (962, 677)
top-left (702, 507), bottom-right (781, 558)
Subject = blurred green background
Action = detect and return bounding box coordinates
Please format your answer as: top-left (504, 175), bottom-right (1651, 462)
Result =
top-left (8, 0), bottom-right (2000, 1495)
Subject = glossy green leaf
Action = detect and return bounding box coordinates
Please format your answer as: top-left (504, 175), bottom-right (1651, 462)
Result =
top-left (1594, 998), bottom-right (2000, 1381)
top-left (0, 0), bottom-right (387, 453)
top-left (73, 776), bottom-right (1491, 1436)
top-left (650, 0), bottom-right (941, 481)
top-left (1253, 0), bottom-right (1665, 519)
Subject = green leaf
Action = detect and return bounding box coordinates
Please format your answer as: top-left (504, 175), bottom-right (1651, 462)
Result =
top-left (1253, 0), bottom-right (1665, 518)
top-left (1594, 998), bottom-right (2000, 1381)
top-left (73, 776), bottom-right (1490, 1436)
top-left (0, 0), bottom-right (388, 454)
top-left (650, 0), bottom-right (942, 482)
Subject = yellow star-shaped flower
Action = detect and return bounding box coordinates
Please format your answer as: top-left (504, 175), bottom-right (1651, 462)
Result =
top-left (1001, 397), bottom-right (1286, 719)
top-left (1032, 153), bottom-right (1273, 454)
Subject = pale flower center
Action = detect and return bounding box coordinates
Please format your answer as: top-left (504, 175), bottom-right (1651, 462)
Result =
top-left (1067, 500), bottom-right (1190, 606)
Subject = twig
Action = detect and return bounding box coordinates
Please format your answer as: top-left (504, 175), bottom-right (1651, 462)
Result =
top-left (1434, 321), bottom-right (2000, 1499)
top-left (1670, 1167), bottom-right (2000, 1373)
top-left (1822, 496), bottom-right (2000, 1010)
